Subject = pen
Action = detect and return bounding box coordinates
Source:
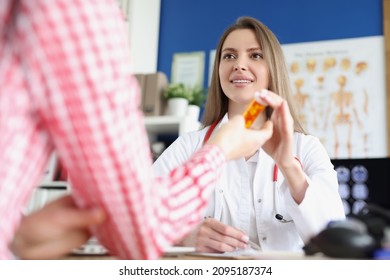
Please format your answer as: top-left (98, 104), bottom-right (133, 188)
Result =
top-left (247, 240), bottom-right (262, 251)
top-left (203, 217), bottom-right (262, 251)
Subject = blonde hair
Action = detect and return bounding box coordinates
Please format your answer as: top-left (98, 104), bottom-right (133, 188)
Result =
top-left (202, 16), bottom-right (305, 133)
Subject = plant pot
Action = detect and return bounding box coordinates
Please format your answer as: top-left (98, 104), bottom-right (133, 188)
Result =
top-left (166, 97), bottom-right (189, 116)
top-left (186, 104), bottom-right (201, 120)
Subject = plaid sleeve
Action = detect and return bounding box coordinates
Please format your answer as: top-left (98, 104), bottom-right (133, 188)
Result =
top-left (12, 0), bottom-right (225, 259)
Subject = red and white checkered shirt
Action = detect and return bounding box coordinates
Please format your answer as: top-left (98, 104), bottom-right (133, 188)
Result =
top-left (0, 0), bottom-right (225, 259)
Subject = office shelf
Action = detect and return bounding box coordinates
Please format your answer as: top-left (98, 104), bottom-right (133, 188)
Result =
top-left (145, 115), bottom-right (200, 138)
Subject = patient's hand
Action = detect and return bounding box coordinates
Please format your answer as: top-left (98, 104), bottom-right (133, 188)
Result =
top-left (178, 218), bottom-right (249, 253)
top-left (10, 195), bottom-right (105, 259)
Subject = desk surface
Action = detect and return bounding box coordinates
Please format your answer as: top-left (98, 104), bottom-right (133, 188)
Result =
top-left (65, 249), bottom-right (327, 260)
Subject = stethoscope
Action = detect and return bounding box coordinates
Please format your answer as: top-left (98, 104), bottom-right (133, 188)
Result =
top-left (203, 118), bottom-right (295, 224)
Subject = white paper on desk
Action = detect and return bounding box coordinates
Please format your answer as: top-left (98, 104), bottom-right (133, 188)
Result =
top-left (191, 249), bottom-right (306, 259)
top-left (163, 246), bottom-right (196, 255)
top-left (190, 248), bottom-right (260, 258)
top-left (248, 251), bottom-right (306, 260)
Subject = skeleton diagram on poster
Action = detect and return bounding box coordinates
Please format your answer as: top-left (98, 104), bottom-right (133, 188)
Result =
top-left (283, 36), bottom-right (387, 159)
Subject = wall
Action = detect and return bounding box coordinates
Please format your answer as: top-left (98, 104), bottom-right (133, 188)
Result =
top-left (118, 0), bottom-right (161, 73)
top-left (157, 0), bottom-right (383, 88)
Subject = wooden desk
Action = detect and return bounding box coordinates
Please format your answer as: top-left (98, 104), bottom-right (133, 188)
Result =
top-left (163, 251), bottom-right (327, 260)
top-left (64, 250), bottom-right (327, 260)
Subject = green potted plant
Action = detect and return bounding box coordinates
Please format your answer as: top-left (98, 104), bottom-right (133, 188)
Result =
top-left (164, 83), bottom-right (192, 116)
top-left (163, 83), bottom-right (192, 100)
top-left (189, 86), bottom-right (205, 107)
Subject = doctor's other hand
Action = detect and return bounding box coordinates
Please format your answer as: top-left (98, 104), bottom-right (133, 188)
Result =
top-left (10, 195), bottom-right (106, 260)
top-left (256, 90), bottom-right (295, 167)
top-left (178, 218), bottom-right (249, 253)
top-left (207, 115), bottom-right (273, 161)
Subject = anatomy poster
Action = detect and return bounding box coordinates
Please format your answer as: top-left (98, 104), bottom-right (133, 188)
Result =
top-left (283, 36), bottom-right (387, 159)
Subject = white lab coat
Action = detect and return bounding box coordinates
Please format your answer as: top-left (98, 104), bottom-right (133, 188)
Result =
top-left (153, 115), bottom-right (345, 252)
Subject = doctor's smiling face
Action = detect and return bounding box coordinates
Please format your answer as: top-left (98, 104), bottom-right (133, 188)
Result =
top-left (219, 28), bottom-right (270, 115)
top-left (202, 17), bottom-right (304, 133)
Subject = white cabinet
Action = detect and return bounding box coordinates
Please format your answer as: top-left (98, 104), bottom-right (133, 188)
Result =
top-left (24, 181), bottom-right (69, 215)
top-left (145, 115), bottom-right (201, 162)
top-left (145, 115), bottom-right (201, 142)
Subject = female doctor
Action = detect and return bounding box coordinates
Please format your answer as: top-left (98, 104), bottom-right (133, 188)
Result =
top-left (153, 16), bottom-right (345, 253)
